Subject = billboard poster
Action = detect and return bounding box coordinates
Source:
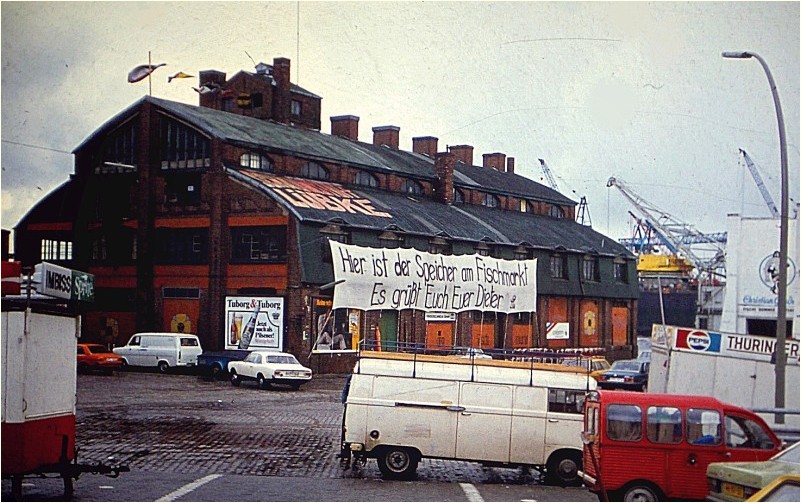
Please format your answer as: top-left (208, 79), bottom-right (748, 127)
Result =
top-left (546, 322), bottom-right (570, 340)
top-left (224, 296), bottom-right (284, 350)
top-left (312, 298), bottom-right (356, 353)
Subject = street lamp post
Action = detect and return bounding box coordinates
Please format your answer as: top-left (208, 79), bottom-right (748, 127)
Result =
top-left (722, 51), bottom-right (789, 424)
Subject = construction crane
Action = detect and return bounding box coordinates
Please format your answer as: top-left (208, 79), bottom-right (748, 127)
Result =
top-left (538, 159), bottom-right (592, 226)
top-left (607, 176), bottom-right (726, 278)
top-left (740, 148), bottom-right (780, 218)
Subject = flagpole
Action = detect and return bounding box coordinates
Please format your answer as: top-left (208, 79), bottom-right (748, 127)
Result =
top-left (148, 51), bottom-right (152, 96)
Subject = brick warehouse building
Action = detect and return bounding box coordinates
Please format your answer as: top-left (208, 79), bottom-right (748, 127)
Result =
top-left (13, 57), bottom-right (638, 372)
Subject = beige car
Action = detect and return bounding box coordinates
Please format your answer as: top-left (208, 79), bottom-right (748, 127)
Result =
top-left (707, 442), bottom-right (799, 501)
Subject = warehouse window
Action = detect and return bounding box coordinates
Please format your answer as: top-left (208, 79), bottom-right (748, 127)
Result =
top-left (97, 120), bottom-right (137, 173)
top-left (354, 171), bottom-right (379, 188)
top-left (41, 239), bottom-right (73, 262)
top-left (475, 242), bottom-right (490, 256)
top-left (240, 152), bottom-right (273, 171)
top-left (614, 259), bottom-right (629, 283)
top-left (453, 188), bottom-right (464, 204)
top-left (302, 161), bottom-right (329, 181)
top-left (482, 193), bottom-right (499, 208)
top-left (251, 93), bottom-right (263, 108)
top-left (231, 226), bottom-right (287, 262)
top-left (155, 228), bottom-right (208, 264)
top-left (429, 237), bottom-right (451, 255)
top-left (401, 179), bottom-right (424, 196)
top-left (291, 100), bottom-right (302, 116)
top-left (549, 205), bottom-right (565, 219)
top-left (160, 117), bottom-right (211, 170)
top-left (551, 254), bottom-right (567, 279)
top-left (583, 255), bottom-right (599, 281)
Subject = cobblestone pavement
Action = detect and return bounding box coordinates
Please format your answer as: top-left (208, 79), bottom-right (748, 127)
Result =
top-left (73, 370), bottom-right (540, 485)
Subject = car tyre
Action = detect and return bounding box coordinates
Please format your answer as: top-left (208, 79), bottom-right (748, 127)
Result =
top-left (230, 370), bottom-right (241, 387)
top-left (622, 482), bottom-right (660, 502)
top-left (376, 446), bottom-right (418, 480)
top-left (545, 450), bottom-right (582, 486)
top-left (257, 374), bottom-right (270, 390)
top-left (210, 364), bottom-right (222, 381)
top-left (157, 361), bottom-right (169, 374)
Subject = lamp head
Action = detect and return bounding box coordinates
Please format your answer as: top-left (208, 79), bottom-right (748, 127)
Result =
top-left (722, 51), bottom-right (753, 59)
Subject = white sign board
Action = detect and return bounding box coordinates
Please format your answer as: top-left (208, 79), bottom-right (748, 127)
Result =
top-left (330, 242), bottom-right (537, 313)
top-left (546, 321), bottom-right (570, 340)
top-left (224, 296), bottom-right (284, 350)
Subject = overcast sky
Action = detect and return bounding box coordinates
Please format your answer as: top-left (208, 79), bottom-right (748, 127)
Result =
top-left (2, 1), bottom-right (799, 248)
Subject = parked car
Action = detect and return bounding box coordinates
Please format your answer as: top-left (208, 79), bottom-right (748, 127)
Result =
top-left (746, 475), bottom-right (799, 502)
top-left (113, 332), bottom-right (202, 373)
top-left (196, 349), bottom-right (251, 380)
top-left (596, 359), bottom-right (650, 391)
top-left (448, 347), bottom-right (492, 359)
top-left (707, 441), bottom-right (799, 501)
top-left (561, 356), bottom-right (611, 381)
top-left (77, 343), bottom-right (124, 374)
top-left (228, 351), bottom-right (312, 390)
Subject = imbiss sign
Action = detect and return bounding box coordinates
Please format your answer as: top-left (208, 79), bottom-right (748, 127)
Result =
top-left (38, 262), bottom-right (95, 302)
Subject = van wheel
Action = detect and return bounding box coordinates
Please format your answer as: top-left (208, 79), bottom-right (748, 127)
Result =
top-left (230, 370), bottom-right (241, 386)
top-left (377, 447), bottom-right (418, 480)
top-left (157, 361), bottom-right (169, 374)
top-left (545, 450), bottom-right (582, 486)
top-left (622, 483), bottom-right (660, 502)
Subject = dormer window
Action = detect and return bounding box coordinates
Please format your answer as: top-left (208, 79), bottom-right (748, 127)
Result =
top-left (549, 205), bottom-right (565, 219)
top-left (291, 100), bottom-right (302, 116)
top-left (582, 255), bottom-right (600, 281)
top-left (453, 188), bottom-right (465, 204)
top-left (401, 179), bottom-right (424, 196)
top-left (240, 152), bottom-right (272, 171)
top-left (428, 236), bottom-right (452, 255)
top-left (354, 171), bottom-right (379, 188)
top-left (482, 193), bottom-right (500, 208)
top-left (475, 242), bottom-right (490, 256)
top-left (302, 161), bottom-right (329, 181)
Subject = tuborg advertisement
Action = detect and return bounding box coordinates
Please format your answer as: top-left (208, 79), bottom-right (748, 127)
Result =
top-left (224, 296), bottom-right (284, 350)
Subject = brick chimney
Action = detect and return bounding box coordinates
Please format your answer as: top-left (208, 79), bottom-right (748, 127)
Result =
top-left (448, 145), bottom-right (474, 166)
top-left (483, 152), bottom-right (507, 172)
top-left (198, 70), bottom-right (226, 109)
top-left (372, 126), bottom-right (400, 149)
top-left (434, 152), bottom-right (455, 205)
top-left (412, 136), bottom-right (438, 158)
top-left (271, 57), bottom-right (291, 124)
top-left (331, 115), bottom-right (359, 141)
top-left (506, 157), bottom-right (515, 174)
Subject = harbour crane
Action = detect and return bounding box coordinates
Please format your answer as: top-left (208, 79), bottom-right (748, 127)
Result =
top-left (739, 148), bottom-right (780, 218)
top-left (538, 159), bottom-right (592, 226)
top-left (607, 176), bottom-right (726, 278)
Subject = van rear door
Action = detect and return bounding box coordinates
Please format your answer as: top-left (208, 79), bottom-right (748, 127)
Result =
top-left (544, 388), bottom-right (586, 452)
top-left (455, 382), bottom-right (513, 463)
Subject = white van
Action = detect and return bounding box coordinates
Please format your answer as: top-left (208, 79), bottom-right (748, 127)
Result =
top-left (340, 351), bottom-right (595, 485)
top-left (113, 332), bottom-right (202, 373)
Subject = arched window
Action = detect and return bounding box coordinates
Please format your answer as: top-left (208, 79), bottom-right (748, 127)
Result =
top-left (400, 179), bottom-right (424, 196)
top-left (482, 193), bottom-right (500, 208)
top-left (354, 171), bottom-right (379, 188)
top-left (240, 152), bottom-right (272, 171)
top-left (453, 188), bottom-right (465, 204)
top-left (302, 161), bottom-right (329, 180)
top-left (549, 205), bottom-right (565, 219)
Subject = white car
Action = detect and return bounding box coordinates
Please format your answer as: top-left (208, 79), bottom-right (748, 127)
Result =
top-left (227, 351), bottom-right (312, 390)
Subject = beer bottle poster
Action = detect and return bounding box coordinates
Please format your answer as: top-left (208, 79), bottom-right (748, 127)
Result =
top-left (224, 296), bottom-right (284, 350)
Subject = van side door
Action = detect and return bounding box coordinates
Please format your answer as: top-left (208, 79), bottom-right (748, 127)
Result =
top-left (544, 388), bottom-right (586, 452)
top-left (510, 385), bottom-right (547, 464)
top-left (125, 335), bottom-right (144, 365)
top-left (455, 382), bottom-right (513, 463)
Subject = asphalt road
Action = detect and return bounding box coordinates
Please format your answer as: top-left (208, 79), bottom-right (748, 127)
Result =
top-left (2, 369), bottom-right (599, 502)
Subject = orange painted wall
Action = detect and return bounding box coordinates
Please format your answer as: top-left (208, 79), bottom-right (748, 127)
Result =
top-left (227, 264), bottom-right (288, 290)
top-left (547, 297), bottom-right (568, 348)
top-left (511, 324), bottom-right (532, 348)
top-left (471, 323), bottom-right (495, 348)
top-left (162, 299), bottom-right (200, 335)
top-left (612, 306), bottom-right (629, 346)
top-left (425, 322), bottom-right (453, 350)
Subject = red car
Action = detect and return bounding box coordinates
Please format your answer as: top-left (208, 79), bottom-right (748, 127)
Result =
top-left (77, 343), bottom-right (124, 374)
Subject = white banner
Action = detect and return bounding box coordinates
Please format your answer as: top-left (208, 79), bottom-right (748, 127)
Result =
top-left (330, 242), bottom-right (537, 313)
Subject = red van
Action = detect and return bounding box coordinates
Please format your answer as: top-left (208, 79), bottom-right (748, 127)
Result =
top-left (581, 390), bottom-right (781, 501)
